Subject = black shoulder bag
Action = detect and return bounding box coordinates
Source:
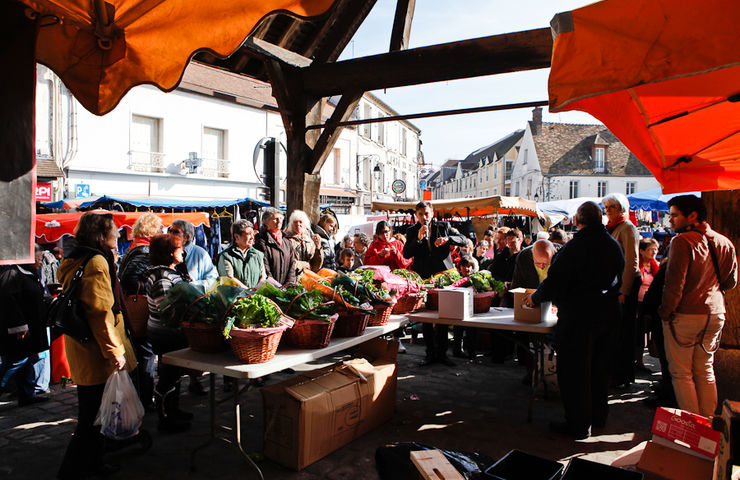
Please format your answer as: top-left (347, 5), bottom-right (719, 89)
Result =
top-left (47, 256), bottom-right (95, 343)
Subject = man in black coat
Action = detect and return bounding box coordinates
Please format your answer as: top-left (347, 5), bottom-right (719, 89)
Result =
top-left (0, 263), bottom-right (51, 406)
top-left (403, 201), bottom-right (467, 366)
top-left (525, 201), bottom-right (624, 439)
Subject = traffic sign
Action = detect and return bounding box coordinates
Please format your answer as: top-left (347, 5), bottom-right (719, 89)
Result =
top-left (392, 179), bottom-right (406, 194)
top-left (419, 179), bottom-right (427, 191)
top-left (76, 184), bottom-right (90, 198)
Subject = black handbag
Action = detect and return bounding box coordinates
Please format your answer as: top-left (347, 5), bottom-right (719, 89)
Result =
top-left (47, 256), bottom-right (95, 343)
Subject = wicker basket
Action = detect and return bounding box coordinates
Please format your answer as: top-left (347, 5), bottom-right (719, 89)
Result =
top-left (285, 314), bottom-right (338, 349)
top-left (425, 289), bottom-right (440, 310)
top-left (368, 304), bottom-right (393, 326)
top-left (181, 321), bottom-right (227, 353)
top-left (228, 326), bottom-right (287, 363)
top-left (392, 292), bottom-right (425, 314)
top-left (473, 292), bottom-right (496, 314)
top-left (333, 310), bottom-right (370, 337)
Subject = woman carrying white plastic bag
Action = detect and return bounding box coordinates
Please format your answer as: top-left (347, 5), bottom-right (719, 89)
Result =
top-left (95, 370), bottom-right (145, 439)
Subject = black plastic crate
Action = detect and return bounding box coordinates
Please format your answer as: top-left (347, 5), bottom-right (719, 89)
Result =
top-left (562, 457), bottom-right (643, 480)
top-left (483, 450), bottom-right (564, 480)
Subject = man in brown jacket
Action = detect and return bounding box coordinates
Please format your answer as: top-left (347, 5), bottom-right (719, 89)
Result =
top-left (659, 195), bottom-right (737, 416)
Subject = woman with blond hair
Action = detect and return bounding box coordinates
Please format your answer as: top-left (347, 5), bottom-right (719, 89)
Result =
top-left (57, 213), bottom-right (137, 479)
top-left (284, 209), bottom-right (323, 277)
top-left (118, 212), bottom-right (162, 409)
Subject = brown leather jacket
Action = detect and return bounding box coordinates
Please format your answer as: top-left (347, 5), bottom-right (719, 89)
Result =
top-left (659, 222), bottom-right (738, 319)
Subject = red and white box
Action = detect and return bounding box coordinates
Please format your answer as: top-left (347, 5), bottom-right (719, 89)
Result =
top-left (651, 407), bottom-right (721, 458)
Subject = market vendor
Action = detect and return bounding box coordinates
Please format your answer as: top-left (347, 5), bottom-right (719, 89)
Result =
top-left (523, 201), bottom-right (624, 439)
top-left (218, 220), bottom-right (266, 289)
top-left (254, 207), bottom-right (296, 286)
top-left (403, 201), bottom-right (466, 367)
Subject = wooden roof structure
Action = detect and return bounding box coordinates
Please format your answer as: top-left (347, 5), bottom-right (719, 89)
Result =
top-left (191, 0), bottom-right (554, 216)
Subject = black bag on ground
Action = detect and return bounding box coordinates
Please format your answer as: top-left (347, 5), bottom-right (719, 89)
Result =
top-left (47, 256), bottom-right (95, 343)
top-left (375, 442), bottom-right (494, 480)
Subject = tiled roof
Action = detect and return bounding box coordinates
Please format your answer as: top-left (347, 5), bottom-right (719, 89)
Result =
top-left (36, 158), bottom-right (63, 178)
top-left (463, 130), bottom-right (524, 169)
top-left (531, 122), bottom-right (651, 176)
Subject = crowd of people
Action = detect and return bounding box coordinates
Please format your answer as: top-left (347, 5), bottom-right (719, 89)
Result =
top-left (0, 192), bottom-right (736, 477)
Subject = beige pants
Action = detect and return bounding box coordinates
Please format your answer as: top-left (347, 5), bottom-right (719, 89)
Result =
top-left (663, 313), bottom-right (724, 417)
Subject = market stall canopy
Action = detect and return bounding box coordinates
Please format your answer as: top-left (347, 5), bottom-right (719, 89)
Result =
top-left (73, 195), bottom-right (268, 210)
top-left (372, 195), bottom-right (542, 218)
top-left (36, 210), bottom-right (210, 243)
top-left (537, 196), bottom-right (603, 226)
top-left (626, 188), bottom-right (700, 212)
top-left (548, 0), bottom-right (740, 193)
top-left (17, 0), bottom-right (334, 116)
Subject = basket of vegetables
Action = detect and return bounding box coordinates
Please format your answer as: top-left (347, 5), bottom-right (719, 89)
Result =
top-left (256, 283), bottom-right (338, 349)
top-left (223, 294), bottom-right (293, 363)
top-left (389, 269), bottom-right (426, 314)
top-left (452, 271), bottom-right (507, 314)
top-left (423, 269), bottom-right (463, 310)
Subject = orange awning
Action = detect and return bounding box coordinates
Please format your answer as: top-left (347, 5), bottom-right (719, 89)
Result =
top-left (36, 210), bottom-right (210, 243)
top-left (371, 195), bottom-right (543, 218)
top-left (20, 0), bottom-right (334, 116)
top-left (548, 0), bottom-right (740, 193)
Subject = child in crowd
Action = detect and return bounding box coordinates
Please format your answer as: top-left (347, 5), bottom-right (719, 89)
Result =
top-left (337, 248), bottom-right (355, 273)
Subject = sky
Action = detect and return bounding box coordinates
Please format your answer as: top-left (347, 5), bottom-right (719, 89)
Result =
top-left (338, 0), bottom-right (599, 167)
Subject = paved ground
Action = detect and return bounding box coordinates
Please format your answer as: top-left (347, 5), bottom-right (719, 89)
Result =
top-left (0, 334), bottom-right (658, 479)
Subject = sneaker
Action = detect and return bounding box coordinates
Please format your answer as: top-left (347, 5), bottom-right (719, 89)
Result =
top-left (398, 343), bottom-right (407, 354)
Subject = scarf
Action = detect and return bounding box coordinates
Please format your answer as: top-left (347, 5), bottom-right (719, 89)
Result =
top-left (69, 244), bottom-right (124, 314)
top-left (269, 229), bottom-right (283, 246)
top-left (130, 236), bottom-right (151, 249)
top-left (606, 215), bottom-right (627, 234)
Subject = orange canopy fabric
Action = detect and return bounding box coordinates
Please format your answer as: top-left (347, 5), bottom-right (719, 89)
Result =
top-left (20, 0), bottom-right (334, 115)
top-left (36, 210), bottom-right (210, 243)
top-left (371, 195), bottom-right (542, 218)
top-left (548, 0), bottom-right (740, 193)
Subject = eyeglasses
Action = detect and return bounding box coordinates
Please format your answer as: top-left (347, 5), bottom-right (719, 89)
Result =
top-left (382, 229), bottom-right (391, 234)
top-left (604, 205), bottom-right (620, 211)
top-left (169, 229), bottom-right (182, 234)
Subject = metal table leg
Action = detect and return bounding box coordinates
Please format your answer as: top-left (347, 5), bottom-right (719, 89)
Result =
top-left (527, 335), bottom-right (548, 422)
top-left (190, 374), bottom-right (264, 479)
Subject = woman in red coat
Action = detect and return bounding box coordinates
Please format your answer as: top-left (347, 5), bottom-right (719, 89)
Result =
top-left (364, 221), bottom-right (412, 270)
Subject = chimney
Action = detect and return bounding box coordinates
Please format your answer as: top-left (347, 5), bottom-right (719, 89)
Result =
top-left (532, 107), bottom-right (542, 135)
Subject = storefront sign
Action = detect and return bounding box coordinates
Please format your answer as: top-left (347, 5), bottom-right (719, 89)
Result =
top-left (75, 183), bottom-right (90, 198)
top-left (391, 179), bottom-right (406, 194)
top-left (36, 182), bottom-right (52, 201)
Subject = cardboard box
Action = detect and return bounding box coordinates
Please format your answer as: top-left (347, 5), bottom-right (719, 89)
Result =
top-left (261, 338), bottom-right (398, 470)
top-left (652, 407), bottom-right (720, 458)
top-left (713, 400), bottom-right (740, 480)
top-left (509, 288), bottom-right (556, 324)
top-left (638, 440), bottom-right (714, 480)
top-left (438, 287), bottom-right (474, 320)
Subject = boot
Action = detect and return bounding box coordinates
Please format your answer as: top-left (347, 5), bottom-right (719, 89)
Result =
top-left (171, 380), bottom-right (194, 421)
top-left (155, 387), bottom-right (191, 433)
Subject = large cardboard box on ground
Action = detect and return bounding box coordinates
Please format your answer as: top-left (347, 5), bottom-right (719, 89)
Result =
top-left (261, 338), bottom-right (398, 470)
top-left (509, 288), bottom-right (556, 324)
top-left (438, 287), bottom-right (474, 320)
top-left (638, 440), bottom-right (714, 480)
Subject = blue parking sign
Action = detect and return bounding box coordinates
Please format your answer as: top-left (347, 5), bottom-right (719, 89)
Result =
top-left (76, 184), bottom-right (90, 198)
top-left (419, 179), bottom-right (427, 190)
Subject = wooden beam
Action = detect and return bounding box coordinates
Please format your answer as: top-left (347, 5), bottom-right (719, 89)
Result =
top-left (306, 100), bottom-right (549, 130)
top-left (305, 0), bottom-right (377, 63)
top-left (301, 27), bottom-right (553, 97)
top-left (242, 36), bottom-right (313, 68)
top-left (310, 92), bottom-right (363, 174)
top-left (389, 0), bottom-right (415, 51)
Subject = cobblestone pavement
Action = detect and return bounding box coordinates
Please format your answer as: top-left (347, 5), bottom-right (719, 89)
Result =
top-left (0, 336), bottom-right (658, 479)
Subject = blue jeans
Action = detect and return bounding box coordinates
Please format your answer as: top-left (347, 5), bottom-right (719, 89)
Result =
top-left (0, 355), bottom-right (40, 399)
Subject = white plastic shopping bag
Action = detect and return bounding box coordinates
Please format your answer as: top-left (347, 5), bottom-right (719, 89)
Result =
top-left (94, 370), bottom-right (145, 440)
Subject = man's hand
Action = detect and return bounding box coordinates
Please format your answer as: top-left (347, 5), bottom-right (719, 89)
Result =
top-left (113, 356), bottom-right (126, 371)
top-left (523, 294), bottom-right (535, 308)
top-left (434, 237), bottom-right (448, 247)
top-left (418, 225), bottom-right (428, 242)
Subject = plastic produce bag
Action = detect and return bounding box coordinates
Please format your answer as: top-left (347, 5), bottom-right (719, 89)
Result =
top-left (94, 370), bottom-right (145, 440)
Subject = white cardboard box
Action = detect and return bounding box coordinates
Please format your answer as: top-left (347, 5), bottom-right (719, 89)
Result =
top-left (438, 288), bottom-right (474, 320)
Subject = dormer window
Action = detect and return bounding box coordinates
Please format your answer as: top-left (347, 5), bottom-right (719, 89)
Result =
top-left (594, 146), bottom-right (605, 172)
